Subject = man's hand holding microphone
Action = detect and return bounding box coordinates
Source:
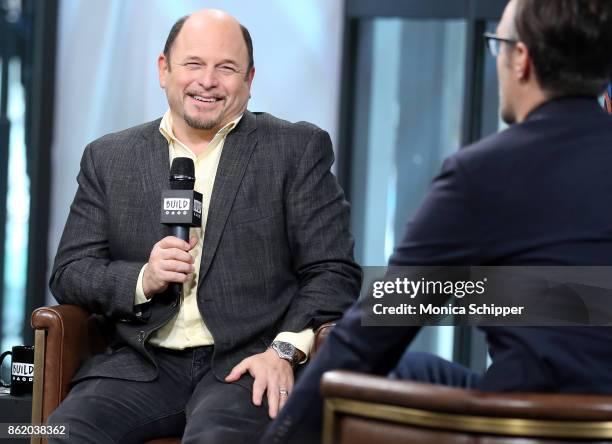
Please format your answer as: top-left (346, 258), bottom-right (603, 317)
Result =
top-left (143, 157), bottom-right (202, 299)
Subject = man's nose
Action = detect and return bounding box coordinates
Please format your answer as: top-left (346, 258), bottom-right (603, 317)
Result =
top-left (197, 67), bottom-right (219, 88)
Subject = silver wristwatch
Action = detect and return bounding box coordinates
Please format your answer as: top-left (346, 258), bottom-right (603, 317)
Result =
top-left (270, 341), bottom-right (299, 366)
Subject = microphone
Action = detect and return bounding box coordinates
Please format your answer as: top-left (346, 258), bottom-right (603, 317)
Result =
top-left (168, 157), bottom-right (196, 243)
top-left (161, 157), bottom-right (203, 297)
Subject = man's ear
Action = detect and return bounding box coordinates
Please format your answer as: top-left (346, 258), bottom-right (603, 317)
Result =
top-left (514, 42), bottom-right (532, 83)
top-left (246, 67), bottom-right (255, 88)
top-left (158, 53), bottom-right (169, 89)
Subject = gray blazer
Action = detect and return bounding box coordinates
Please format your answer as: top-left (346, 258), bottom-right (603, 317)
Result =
top-left (50, 111), bottom-right (362, 383)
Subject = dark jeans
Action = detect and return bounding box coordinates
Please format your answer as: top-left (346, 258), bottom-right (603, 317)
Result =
top-left (389, 351), bottom-right (482, 388)
top-left (48, 346), bottom-right (270, 444)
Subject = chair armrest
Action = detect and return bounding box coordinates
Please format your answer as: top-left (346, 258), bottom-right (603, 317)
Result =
top-left (321, 370), bottom-right (612, 421)
top-left (311, 322), bottom-right (334, 356)
top-left (31, 304), bottom-right (106, 421)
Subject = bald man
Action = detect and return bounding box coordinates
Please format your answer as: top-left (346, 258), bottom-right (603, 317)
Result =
top-left (49, 10), bottom-right (361, 443)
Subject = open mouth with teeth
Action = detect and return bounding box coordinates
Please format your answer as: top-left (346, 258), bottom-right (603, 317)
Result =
top-left (188, 94), bottom-right (223, 105)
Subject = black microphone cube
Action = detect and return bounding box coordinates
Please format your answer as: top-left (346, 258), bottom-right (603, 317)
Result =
top-left (160, 189), bottom-right (203, 226)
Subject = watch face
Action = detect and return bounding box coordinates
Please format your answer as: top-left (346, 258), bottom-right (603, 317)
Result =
top-left (273, 341), bottom-right (296, 360)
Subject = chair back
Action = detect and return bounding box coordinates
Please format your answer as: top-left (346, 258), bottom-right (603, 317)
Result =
top-left (322, 370), bottom-right (612, 444)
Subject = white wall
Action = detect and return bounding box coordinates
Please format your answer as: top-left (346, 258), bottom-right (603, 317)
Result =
top-left (48, 0), bottom-right (344, 301)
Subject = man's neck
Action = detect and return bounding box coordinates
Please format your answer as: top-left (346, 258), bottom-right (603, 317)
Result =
top-left (515, 87), bottom-right (551, 123)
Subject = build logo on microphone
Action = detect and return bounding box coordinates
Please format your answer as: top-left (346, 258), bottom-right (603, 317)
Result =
top-left (164, 198), bottom-right (190, 215)
top-left (160, 189), bottom-right (202, 226)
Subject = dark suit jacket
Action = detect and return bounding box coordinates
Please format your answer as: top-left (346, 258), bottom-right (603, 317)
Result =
top-left (265, 97), bottom-right (612, 443)
top-left (50, 111), bottom-right (362, 383)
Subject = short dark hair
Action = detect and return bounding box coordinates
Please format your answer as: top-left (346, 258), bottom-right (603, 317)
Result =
top-left (240, 24), bottom-right (255, 74)
top-left (513, 0), bottom-right (612, 97)
top-left (162, 15), bottom-right (255, 76)
top-left (163, 15), bottom-right (189, 66)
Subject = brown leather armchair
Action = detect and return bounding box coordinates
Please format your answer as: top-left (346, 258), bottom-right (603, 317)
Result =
top-left (321, 370), bottom-right (612, 444)
top-left (30, 304), bottom-right (334, 444)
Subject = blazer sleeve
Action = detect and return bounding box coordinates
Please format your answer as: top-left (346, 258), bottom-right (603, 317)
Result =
top-left (49, 143), bottom-right (145, 320)
top-left (280, 129), bottom-right (362, 332)
top-left (389, 154), bottom-right (481, 266)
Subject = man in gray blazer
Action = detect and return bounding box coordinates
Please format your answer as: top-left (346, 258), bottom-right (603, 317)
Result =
top-left (48, 9), bottom-right (361, 444)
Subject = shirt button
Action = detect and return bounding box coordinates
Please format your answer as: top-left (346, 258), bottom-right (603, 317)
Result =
top-left (137, 331), bottom-right (145, 342)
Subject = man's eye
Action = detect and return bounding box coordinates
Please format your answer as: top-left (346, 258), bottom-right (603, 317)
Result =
top-left (184, 62), bottom-right (202, 69)
top-left (217, 65), bottom-right (238, 74)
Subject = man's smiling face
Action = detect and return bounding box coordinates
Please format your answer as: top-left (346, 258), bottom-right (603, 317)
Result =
top-left (158, 11), bottom-right (254, 137)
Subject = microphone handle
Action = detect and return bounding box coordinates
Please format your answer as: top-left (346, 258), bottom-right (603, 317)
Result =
top-left (169, 225), bottom-right (190, 298)
top-left (170, 225), bottom-right (190, 243)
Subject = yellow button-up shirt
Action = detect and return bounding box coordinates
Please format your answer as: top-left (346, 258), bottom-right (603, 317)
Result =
top-left (134, 111), bottom-right (313, 359)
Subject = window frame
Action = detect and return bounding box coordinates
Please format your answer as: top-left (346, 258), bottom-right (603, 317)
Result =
top-left (337, 0), bottom-right (508, 369)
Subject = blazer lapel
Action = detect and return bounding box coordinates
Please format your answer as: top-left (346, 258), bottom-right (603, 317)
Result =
top-left (198, 111), bottom-right (257, 284)
top-left (137, 120), bottom-right (170, 239)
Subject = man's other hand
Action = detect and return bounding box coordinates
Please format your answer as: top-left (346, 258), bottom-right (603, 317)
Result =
top-left (142, 235), bottom-right (197, 298)
top-left (225, 348), bottom-right (294, 418)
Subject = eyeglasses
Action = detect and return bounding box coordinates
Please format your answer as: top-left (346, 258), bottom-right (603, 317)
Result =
top-left (483, 32), bottom-right (518, 57)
